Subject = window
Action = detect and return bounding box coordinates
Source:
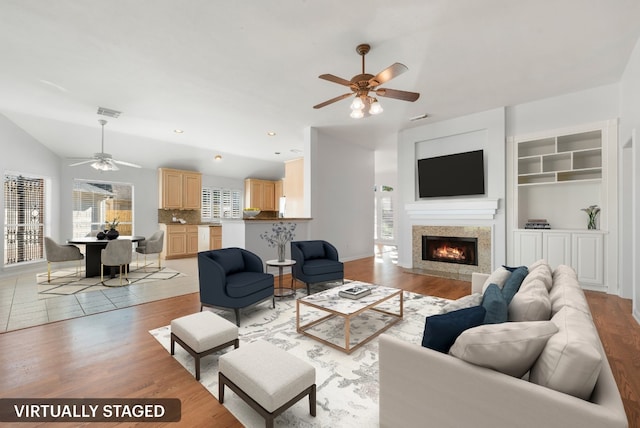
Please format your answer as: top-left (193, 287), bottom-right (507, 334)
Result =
top-left (375, 185), bottom-right (394, 242)
top-left (4, 173), bottom-right (45, 265)
top-left (72, 179), bottom-right (133, 239)
top-left (202, 187), bottom-right (242, 220)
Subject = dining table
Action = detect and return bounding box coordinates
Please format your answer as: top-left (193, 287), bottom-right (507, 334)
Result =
top-left (67, 235), bottom-right (145, 278)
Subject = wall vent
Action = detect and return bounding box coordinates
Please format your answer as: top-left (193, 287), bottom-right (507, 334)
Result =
top-left (97, 107), bottom-right (122, 118)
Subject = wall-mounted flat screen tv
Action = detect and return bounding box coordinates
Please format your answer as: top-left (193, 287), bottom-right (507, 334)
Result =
top-left (418, 149), bottom-right (485, 198)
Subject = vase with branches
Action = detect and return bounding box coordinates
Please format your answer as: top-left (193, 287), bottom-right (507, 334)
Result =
top-left (260, 222), bottom-right (297, 262)
top-left (581, 205), bottom-right (600, 230)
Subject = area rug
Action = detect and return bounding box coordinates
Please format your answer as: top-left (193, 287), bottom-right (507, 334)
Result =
top-left (149, 289), bottom-right (450, 427)
top-left (37, 261), bottom-right (184, 296)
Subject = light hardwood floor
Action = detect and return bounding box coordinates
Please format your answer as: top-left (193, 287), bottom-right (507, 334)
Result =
top-left (0, 248), bottom-right (638, 427)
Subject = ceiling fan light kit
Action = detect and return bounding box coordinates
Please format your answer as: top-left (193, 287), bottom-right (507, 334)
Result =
top-left (314, 43), bottom-right (420, 119)
top-left (68, 119), bottom-right (141, 172)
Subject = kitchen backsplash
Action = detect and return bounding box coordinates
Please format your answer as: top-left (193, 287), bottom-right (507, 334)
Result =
top-left (158, 209), bottom-right (200, 224)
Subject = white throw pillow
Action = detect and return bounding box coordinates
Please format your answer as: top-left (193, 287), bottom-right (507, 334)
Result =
top-left (521, 265), bottom-right (553, 291)
top-left (509, 279), bottom-right (551, 322)
top-left (528, 259), bottom-right (549, 272)
top-left (552, 264), bottom-right (578, 281)
top-left (442, 293), bottom-right (483, 313)
top-left (529, 306), bottom-right (603, 400)
top-left (449, 321), bottom-right (558, 378)
top-left (482, 267), bottom-right (511, 293)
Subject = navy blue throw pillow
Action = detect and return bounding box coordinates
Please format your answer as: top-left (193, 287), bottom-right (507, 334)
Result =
top-left (502, 264), bottom-right (527, 272)
top-left (300, 241), bottom-right (325, 260)
top-left (482, 283), bottom-right (508, 324)
top-left (501, 266), bottom-right (529, 305)
top-left (421, 305), bottom-right (486, 353)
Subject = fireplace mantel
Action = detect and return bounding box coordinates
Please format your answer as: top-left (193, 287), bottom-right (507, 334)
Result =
top-left (405, 198), bottom-right (499, 220)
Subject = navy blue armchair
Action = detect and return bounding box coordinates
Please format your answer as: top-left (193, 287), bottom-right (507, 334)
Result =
top-left (291, 240), bottom-right (344, 294)
top-left (198, 248), bottom-right (274, 326)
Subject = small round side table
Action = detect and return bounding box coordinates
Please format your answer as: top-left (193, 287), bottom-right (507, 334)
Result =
top-left (266, 259), bottom-right (297, 298)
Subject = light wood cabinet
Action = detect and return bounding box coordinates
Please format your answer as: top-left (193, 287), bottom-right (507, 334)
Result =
top-left (159, 168), bottom-right (202, 210)
top-left (244, 178), bottom-right (279, 211)
top-left (161, 224), bottom-right (199, 259)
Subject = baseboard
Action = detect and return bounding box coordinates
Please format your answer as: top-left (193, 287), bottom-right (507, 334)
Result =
top-left (634, 309), bottom-right (640, 326)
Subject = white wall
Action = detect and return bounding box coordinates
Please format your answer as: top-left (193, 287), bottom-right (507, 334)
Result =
top-left (397, 108), bottom-right (507, 269)
top-left (305, 127), bottom-right (375, 261)
top-left (619, 36), bottom-right (640, 317)
top-left (0, 114), bottom-right (62, 277)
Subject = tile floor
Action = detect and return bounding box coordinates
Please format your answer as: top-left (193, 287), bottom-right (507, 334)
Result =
top-left (0, 256), bottom-right (199, 333)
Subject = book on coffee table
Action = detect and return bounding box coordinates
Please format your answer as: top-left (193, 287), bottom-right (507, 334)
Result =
top-left (338, 285), bottom-right (371, 300)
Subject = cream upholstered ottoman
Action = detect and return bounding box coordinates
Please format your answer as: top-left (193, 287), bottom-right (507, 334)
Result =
top-left (170, 311), bottom-right (239, 381)
top-left (218, 340), bottom-right (316, 428)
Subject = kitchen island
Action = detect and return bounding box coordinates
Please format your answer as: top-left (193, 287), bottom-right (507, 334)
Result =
top-left (220, 218), bottom-right (312, 271)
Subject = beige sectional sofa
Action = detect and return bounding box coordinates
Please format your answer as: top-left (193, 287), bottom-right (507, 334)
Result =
top-left (379, 261), bottom-right (628, 428)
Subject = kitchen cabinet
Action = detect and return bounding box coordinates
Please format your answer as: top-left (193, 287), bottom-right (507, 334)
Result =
top-left (160, 224), bottom-right (199, 259)
top-left (159, 168), bottom-right (202, 210)
top-left (245, 178), bottom-right (278, 211)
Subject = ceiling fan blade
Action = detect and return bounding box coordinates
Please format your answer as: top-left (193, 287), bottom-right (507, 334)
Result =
top-left (68, 159), bottom-right (95, 167)
top-left (313, 93), bottom-right (353, 109)
top-left (375, 87), bottom-right (420, 102)
top-left (369, 63), bottom-right (408, 86)
top-left (113, 159), bottom-right (142, 168)
top-left (319, 74), bottom-right (352, 87)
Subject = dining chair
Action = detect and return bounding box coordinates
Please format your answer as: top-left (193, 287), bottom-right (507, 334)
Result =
top-left (101, 239), bottom-right (133, 286)
top-left (44, 237), bottom-right (85, 283)
top-left (135, 230), bottom-right (164, 271)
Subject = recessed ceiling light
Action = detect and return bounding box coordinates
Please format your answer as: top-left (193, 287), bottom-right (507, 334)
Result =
top-left (214, 155), bottom-right (222, 161)
top-left (174, 129), bottom-right (184, 134)
top-left (290, 149), bottom-right (303, 154)
top-left (267, 131), bottom-right (276, 136)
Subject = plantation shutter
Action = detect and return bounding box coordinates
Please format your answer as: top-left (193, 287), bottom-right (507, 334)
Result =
top-left (201, 187), bottom-right (212, 220)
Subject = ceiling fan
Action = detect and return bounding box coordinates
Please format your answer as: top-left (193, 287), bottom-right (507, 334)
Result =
top-left (68, 119), bottom-right (141, 171)
top-left (313, 43), bottom-right (420, 118)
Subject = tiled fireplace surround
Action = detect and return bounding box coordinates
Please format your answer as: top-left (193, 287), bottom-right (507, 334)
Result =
top-left (406, 199), bottom-right (499, 281)
top-left (412, 225), bottom-right (491, 280)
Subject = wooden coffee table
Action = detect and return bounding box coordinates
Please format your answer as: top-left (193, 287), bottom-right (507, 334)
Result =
top-left (296, 282), bottom-right (403, 354)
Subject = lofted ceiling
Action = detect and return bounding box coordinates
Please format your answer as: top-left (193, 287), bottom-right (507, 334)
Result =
top-left (1, 1), bottom-right (639, 179)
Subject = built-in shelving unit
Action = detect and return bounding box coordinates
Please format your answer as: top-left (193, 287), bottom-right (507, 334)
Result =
top-left (507, 119), bottom-right (618, 293)
top-left (517, 130), bottom-right (602, 185)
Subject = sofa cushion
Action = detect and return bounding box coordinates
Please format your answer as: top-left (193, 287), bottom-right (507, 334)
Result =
top-left (508, 278), bottom-right (551, 322)
top-left (481, 284), bottom-right (508, 324)
top-left (501, 266), bottom-right (528, 304)
top-left (552, 264), bottom-right (578, 281)
top-left (421, 305), bottom-right (486, 354)
top-left (528, 259), bottom-right (549, 272)
top-left (225, 272), bottom-right (273, 298)
top-left (211, 249), bottom-right (245, 275)
top-left (449, 321), bottom-right (558, 378)
top-left (441, 293), bottom-right (483, 313)
top-left (299, 241), bottom-right (326, 260)
top-left (481, 266), bottom-right (511, 293)
top-left (529, 306), bottom-right (603, 400)
top-left (301, 258), bottom-right (343, 276)
top-left (549, 275), bottom-right (592, 318)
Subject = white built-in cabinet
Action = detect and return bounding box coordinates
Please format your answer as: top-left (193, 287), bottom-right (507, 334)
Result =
top-left (507, 120), bottom-right (617, 293)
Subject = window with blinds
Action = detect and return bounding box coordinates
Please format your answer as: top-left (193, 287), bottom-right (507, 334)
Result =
top-left (201, 187), bottom-right (242, 220)
top-left (72, 180), bottom-right (134, 238)
top-left (4, 173), bottom-right (45, 265)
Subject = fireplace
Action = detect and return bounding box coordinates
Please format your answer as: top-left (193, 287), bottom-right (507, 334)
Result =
top-left (412, 225), bottom-right (490, 280)
top-left (422, 236), bottom-right (478, 266)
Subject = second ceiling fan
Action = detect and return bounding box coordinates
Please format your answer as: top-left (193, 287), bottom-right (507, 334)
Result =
top-left (314, 43), bottom-right (420, 118)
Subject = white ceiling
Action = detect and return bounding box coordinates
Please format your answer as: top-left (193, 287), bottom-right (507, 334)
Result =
top-left (1, 1), bottom-right (639, 179)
